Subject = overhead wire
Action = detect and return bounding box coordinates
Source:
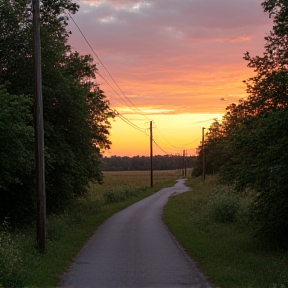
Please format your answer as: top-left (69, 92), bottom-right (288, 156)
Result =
top-left (183, 137), bottom-right (201, 146)
top-left (67, 12), bottom-right (150, 121)
top-left (67, 12), bottom-right (201, 155)
top-left (116, 113), bottom-right (146, 133)
top-left (154, 127), bottom-right (181, 149)
top-left (67, 12), bottom-right (149, 133)
top-left (152, 139), bottom-right (171, 155)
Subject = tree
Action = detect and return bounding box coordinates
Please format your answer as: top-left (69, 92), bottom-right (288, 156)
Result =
top-left (193, 0), bottom-right (288, 246)
top-left (0, 86), bottom-right (35, 225)
top-left (0, 0), bottom-right (114, 223)
top-left (243, 0), bottom-right (288, 114)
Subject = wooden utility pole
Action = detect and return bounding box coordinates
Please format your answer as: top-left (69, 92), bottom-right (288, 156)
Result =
top-left (150, 121), bottom-right (153, 187)
top-left (184, 150), bottom-right (187, 177)
top-left (182, 150), bottom-right (186, 177)
top-left (202, 127), bottom-right (206, 182)
top-left (33, 0), bottom-right (46, 252)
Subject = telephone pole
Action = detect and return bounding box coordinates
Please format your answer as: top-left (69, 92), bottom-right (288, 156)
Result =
top-left (33, 0), bottom-right (46, 252)
top-left (184, 150), bottom-right (187, 177)
top-left (182, 150), bottom-right (186, 177)
top-left (202, 127), bottom-right (206, 182)
top-left (150, 121), bottom-right (153, 187)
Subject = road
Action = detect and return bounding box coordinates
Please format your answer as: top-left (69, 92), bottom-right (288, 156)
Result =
top-left (60, 179), bottom-right (212, 288)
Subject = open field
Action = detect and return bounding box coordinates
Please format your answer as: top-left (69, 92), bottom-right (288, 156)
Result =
top-left (88, 169), bottom-right (184, 197)
top-left (164, 175), bottom-right (288, 288)
top-left (0, 170), bottom-right (181, 288)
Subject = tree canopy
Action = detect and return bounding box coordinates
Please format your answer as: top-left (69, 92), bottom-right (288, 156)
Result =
top-left (0, 0), bottom-right (115, 225)
top-left (193, 0), bottom-right (288, 246)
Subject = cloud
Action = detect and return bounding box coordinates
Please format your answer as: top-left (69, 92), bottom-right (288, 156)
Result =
top-left (68, 0), bottom-right (272, 114)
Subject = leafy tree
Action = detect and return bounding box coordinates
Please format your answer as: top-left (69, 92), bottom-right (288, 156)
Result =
top-left (100, 155), bottom-right (192, 171)
top-left (0, 0), bottom-right (114, 223)
top-left (193, 0), bottom-right (288, 246)
top-left (243, 0), bottom-right (288, 115)
top-left (0, 86), bottom-right (35, 225)
top-left (223, 110), bottom-right (288, 245)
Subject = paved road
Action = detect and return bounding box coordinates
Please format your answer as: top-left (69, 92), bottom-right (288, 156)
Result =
top-left (60, 179), bottom-right (212, 288)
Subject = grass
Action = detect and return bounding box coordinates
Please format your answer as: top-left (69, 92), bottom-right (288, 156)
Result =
top-left (163, 175), bottom-right (288, 288)
top-left (0, 170), bottom-right (180, 288)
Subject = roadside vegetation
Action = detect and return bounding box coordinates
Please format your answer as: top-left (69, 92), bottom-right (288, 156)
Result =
top-left (192, 1), bottom-right (288, 248)
top-left (0, 170), bottom-right (180, 288)
top-left (0, 0), bottom-right (115, 228)
top-left (1, 0), bottom-right (288, 287)
top-left (163, 175), bottom-right (288, 288)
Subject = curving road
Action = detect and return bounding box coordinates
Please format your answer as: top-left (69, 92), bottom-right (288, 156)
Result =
top-left (60, 179), bottom-right (212, 288)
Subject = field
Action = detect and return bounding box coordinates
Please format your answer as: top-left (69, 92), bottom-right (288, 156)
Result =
top-left (163, 175), bottom-right (288, 288)
top-left (88, 170), bottom-right (182, 196)
top-left (2, 171), bottom-right (288, 287)
top-left (0, 170), bottom-right (181, 288)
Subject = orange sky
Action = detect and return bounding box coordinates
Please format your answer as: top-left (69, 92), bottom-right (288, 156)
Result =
top-left (68, 0), bottom-right (272, 156)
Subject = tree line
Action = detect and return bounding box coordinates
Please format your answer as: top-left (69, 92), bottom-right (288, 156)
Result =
top-left (100, 155), bottom-right (195, 171)
top-left (0, 0), bottom-right (114, 226)
top-left (193, 0), bottom-right (288, 247)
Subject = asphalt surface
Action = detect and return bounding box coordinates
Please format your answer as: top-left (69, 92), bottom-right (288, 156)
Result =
top-left (60, 179), bottom-right (212, 288)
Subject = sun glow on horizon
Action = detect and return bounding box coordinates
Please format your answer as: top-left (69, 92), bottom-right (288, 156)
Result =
top-left (104, 113), bottom-right (223, 157)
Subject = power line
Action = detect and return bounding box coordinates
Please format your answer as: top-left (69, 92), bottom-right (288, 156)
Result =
top-left (67, 12), bottom-right (150, 121)
top-left (153, 139), bottom-right (170, 155)
top-left (116, 111), bottom-right (146, 133)
top-left (154, 127), bottom-right (181, 149)
top-left (67, 11), bottom-right (199, 154)
top-left (67, 13), bottom-right (149, 133)
top-left (183, 137), bottom-right (201, 146)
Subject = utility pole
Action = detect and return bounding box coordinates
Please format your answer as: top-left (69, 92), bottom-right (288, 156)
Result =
top-left (33, 0), bottom-right (46, 252)
top-left (150, 121), bottom-right (153, 187)
top-left (184, 150), bottom-right (187, 177)
top-left (182, 150), bottom-right (186, 177)
top-left (202, 127), bottom-right (206, 182)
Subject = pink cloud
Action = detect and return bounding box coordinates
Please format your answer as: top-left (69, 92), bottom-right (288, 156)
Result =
top-left (67, 0), bottom-right (272, 115)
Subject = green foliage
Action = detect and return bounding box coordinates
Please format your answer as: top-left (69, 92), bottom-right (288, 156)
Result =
top-left (0, 171), bottom-right (178, 288)
top-left (0, 221), bottom-right (27, 288)
top-left (103, 187), bottom-right (142, 204)
top-left (220, 109), bottom-right (288, 246)
top-left (0, 0), bottom-right (115, 223)
top-left (0, 87), bottom-right (35, 225)
top-left (208, 186), bottom-right (240, 223)
top-left (163, 176), bottom-right (288, 288)
top-left (193, 0), bottom-right (288, 247)
top-left (100, 155), bottom-right (194, 171)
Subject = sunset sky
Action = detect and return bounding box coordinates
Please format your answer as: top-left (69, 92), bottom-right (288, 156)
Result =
top-left (67, 0), bottom-right (272, 157)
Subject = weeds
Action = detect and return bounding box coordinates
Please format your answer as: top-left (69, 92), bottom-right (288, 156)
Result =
top-left (208, 186), bottom-right (240, 223)
top-left (163, 175), bottom-right (288, 288)
top-left (0, 222), bottom-right (24, 287)
top-left (0, 170), bottom-right (179, 288)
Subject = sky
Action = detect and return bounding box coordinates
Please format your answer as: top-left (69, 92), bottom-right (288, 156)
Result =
top-left (67, 0), bottom-right (272, 157)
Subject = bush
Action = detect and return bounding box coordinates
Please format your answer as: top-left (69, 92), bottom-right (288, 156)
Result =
top-left (0, 222), bottom-right (28, 287)
top-left (248, 187), bottom-right (288, 248)
top-left (102, 187), bottom-right (138, 204)
top-left (209, 186), bottom-right (240, 223)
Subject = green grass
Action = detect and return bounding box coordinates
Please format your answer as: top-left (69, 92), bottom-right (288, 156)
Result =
top-left (163, 175), bottom-right (288, 288)
top-left (0, 170), bottom-right (180, 288)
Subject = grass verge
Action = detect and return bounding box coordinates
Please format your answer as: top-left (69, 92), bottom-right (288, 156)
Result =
top-left (0, 171), bottom-right (179, 288)
top-left (163, 175), bottom-right (288, 288)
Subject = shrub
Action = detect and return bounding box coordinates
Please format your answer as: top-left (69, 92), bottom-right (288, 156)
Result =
top-left (0, 222), bottom-right (26, 288)
top-left (209, 186), bottom-right (240, 223)
top-left (102, 187), bottom-right (145, 204)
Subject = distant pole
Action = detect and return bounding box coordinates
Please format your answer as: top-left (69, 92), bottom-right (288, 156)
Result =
top-left (184, 150), bottom-right (187, 177)
top-left (33, 0), bottom-right (46, 252)
top-left (150, 121), bottom-right (153, 187)
top-left (182, 150), bottom-right (186, 177)
top-left (202, 127), bottom-right (206, 182)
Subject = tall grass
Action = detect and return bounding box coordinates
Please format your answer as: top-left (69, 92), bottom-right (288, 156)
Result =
top-left (163, 175), bottom-right (288, 288)
top-left (0, 170), bottom-right (180, 288)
